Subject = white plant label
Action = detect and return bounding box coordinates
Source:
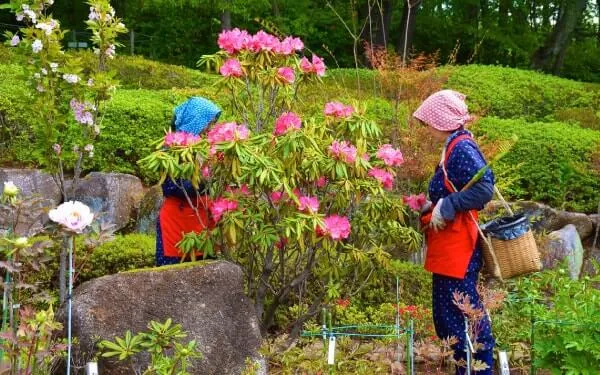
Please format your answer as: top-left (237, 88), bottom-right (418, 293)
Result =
top-left (498, 351), bottom-right (510, 375)
top-left (327, 336), bottom-right (336, 365)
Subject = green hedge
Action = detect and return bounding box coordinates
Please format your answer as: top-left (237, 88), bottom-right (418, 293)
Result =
top-left (446, 65), bottom-right (600, 125)
top-left (75, 51), bottom-right (215, 90)
top-left (474, 117), bottom-right (600, 213)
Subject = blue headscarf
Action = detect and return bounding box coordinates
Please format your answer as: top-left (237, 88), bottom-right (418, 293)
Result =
top-left (173, 97), bottom-right (222, 135)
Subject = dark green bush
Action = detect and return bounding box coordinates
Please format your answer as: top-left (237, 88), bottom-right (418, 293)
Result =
top-left (474, 117), bottom-right (600, 213)
top-left (78, 233), bottom-right (155, 282)
top-left (445, 65), bottom-right (600, 121)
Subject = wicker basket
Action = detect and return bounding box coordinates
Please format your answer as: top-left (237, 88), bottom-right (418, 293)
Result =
top-left (481, 230), bottom-right (541, 280)
top-left (479, 187), bottom-right (542, 280)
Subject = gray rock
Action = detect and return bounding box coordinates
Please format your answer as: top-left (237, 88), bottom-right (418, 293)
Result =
top-left (135, 185), bottom-right (163, 235)
top-left (542, 224), bottom-right (584, 280)
top-left (484, 201), bottom-right (594, 240)
top-left (66, 261), bottom-right (262, 375)
top-left (0, 168), bottom-right (62, 236)
top-left (72, 172), bottom-right (144, 231)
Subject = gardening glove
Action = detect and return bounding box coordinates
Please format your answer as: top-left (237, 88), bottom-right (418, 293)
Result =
top-left (420, 200), bottom-right (433, 214)
top-left (430, 199), bottom-right (446, 232)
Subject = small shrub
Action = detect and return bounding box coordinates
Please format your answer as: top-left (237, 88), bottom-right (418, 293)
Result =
top-left (78, 233), bottom-right (155, 282)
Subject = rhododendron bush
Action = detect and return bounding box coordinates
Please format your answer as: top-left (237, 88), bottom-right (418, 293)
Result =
top-left (140, 29), bottom-right (421, 337)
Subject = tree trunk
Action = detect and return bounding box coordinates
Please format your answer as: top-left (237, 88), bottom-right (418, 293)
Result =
top-left (397, 0), bottom-right (422, 63)
top-left (597, 0), bottom-right (600, 44)
top-left (480, 0), bottom-right (489, 20)
top-left (531, 0), bottom-right (588, 73)
top-left (221, 0), bottom-right (232, 30)
top-left (373, 0), bottom-right (393, 47)
top-left (499, 0), bottom-right (511, 29)
top-left (530, 0), bottom-right (538, 30)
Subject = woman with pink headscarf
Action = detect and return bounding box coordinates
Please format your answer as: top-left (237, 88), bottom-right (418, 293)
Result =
top-left (414, 90), bottom-right (495, 374)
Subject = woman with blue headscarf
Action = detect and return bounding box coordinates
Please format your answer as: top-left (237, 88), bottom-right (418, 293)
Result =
top-left (156, 97), bottom-right (222, 266)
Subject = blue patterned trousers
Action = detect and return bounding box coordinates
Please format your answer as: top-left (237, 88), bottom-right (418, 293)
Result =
top-left (432, 247), bottom-right (495, 374)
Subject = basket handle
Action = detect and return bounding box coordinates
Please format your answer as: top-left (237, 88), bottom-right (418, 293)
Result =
top-left (493, 185), bottom-right (514, 216)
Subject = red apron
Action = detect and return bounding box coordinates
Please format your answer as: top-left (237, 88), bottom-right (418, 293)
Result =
top-left (159, 196), bottom-right (213, 258)
top-left (421, 134), bottom-right (479, 279)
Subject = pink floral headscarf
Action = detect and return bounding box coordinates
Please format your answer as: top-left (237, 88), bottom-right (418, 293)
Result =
top-left (413, 90), bottom-right (471, 132)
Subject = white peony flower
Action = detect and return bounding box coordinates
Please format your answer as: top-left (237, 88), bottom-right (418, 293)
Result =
top-left (2, 181), bottom-right (19, 197)
top-left (49, 201), bottom-right (94, 233)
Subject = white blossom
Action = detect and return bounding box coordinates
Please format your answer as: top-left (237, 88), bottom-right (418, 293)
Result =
top-left (32, 39), bottom-right (43, 53)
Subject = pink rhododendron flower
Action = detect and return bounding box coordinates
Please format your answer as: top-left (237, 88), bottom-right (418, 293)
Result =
top-left (207, 122), bottom-right (250, 145)
top-left (329, 140), bottom-right (357, 164)
top-left (299, 55), bottom-right (327, 76)
top-left (226, 184), bottom-right (251, 196)
top-left (315, 176), bottom-right (327, 188)
top-left (312, 54), bottom-right (326, 76)
top-left (274, 112), bottom-right (302, 136)
top-left (299, 57), bottom-right (313, 73)
top-left (220, 58), bottom-right (244, 78)
top-left (49, 201), bottom-right (94, 233)
top-left (218, 28), bottom-right (251, 54)
top-left (201, 165), bottom-right (211, 178)
top-left (277, 36), bottom-right (304, 55)
top-left (270, 191), bottom-right (286, 204)
top-left (288, 37), bottom-right (304, 51)
top-left (324, 101), bottom-right (354, 118)
top-left (318, 215), bottom-right (351, 240)
top-left (297, 195), bottom-right (319, 213)
top-left (376, 144), bottom-right (404, 167)
top-left (368, 168), bottom-right (394, 190)
top-left (248, 30), bottom-right (280, 52)
top-left (210, 197), bottom-right (238, 222)
top-left (299, 54), bottom-right (327, 76)
top-left (277, 67), bottom-right (295, 84)
top-left (403, 193), bottom-right (428, 212)
top-left (164, 131), bottom-right (200, 147)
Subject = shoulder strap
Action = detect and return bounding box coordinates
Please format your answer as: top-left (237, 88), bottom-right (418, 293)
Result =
top-left (441, 134), bottom-right (473, 193)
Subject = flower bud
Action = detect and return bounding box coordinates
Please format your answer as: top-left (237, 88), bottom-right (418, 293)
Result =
top-left (14, 237), bottom-right (29, 249)
top-left (3, 181), bottom-right (19, 197)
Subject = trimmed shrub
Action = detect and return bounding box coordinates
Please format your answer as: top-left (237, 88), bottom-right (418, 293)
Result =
top-left (75, 51), bottom-right (216, 90)
top-left (474, 117), bottom-right (600, 213)
top-left (445, 65), bottom-right (600, 121)
top-left (78, 233), bottom-right (155, 282)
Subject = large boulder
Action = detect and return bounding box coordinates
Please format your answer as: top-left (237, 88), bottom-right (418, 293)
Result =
top-left (0, 168), bottom-right (62, 236)
top-left (72, 172), bottom-right (144, 231)
top-left (135, 185), bottom-right (162, 235)
top-left (542, 224), bottom-right (584, 280)
top-left (67, 261), bottom-right (263, 374)
top-left (484, 201), bottom-right (594, 240)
